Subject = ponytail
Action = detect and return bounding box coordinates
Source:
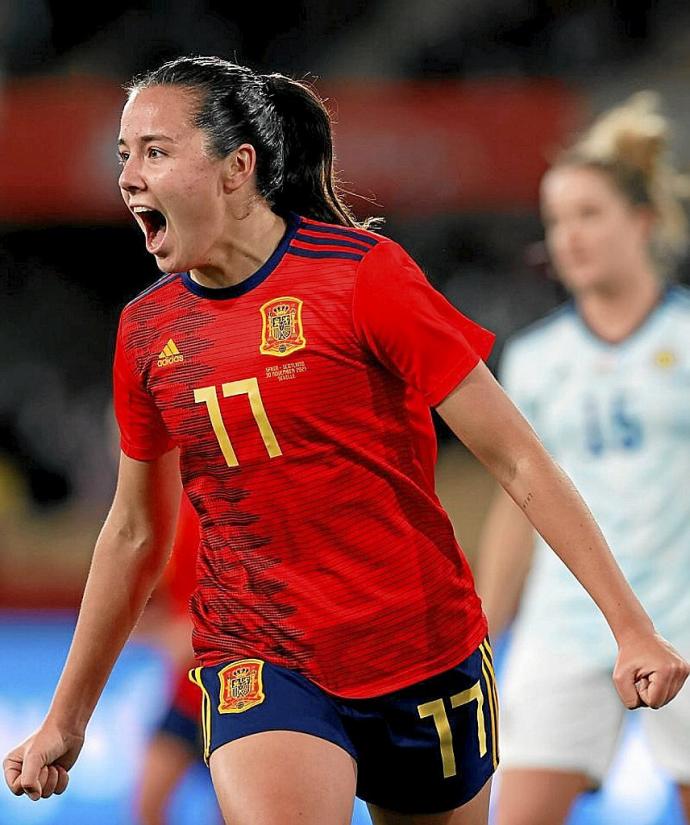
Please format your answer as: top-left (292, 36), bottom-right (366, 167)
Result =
top-left (264, 74), bottom-right (378, 229)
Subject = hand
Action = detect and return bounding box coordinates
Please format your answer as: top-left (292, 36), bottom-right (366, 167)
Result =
top-left (3, 723), bottom-right (84, 801)
top-left (613, 631), bottom-right (690, 710)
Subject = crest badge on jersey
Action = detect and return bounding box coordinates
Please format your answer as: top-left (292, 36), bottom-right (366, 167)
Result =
top-left (260, 297), bottom-right (306, 357)
top-left (217, 659), bottom-right (266, 714)
top-left (654, 349), bottom-right (677, 369)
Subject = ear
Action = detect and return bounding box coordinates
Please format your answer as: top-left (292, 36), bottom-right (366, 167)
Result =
top-left (223, 143), bottom-right (257, 192)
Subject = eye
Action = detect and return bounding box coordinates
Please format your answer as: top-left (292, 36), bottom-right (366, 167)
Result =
top-left (147, 147), bottom-right (164, 159)
top-left (117, 151), bottom-right (129, 166)
top-left (579, 204), bottom-right (601, 219)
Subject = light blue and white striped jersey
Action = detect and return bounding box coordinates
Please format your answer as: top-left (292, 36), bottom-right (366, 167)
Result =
top-left (500, 286), bottom-right (690, 665)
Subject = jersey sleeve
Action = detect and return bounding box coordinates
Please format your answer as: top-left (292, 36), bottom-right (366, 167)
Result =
top-left (113, 313), bottom-right (176, 461)
top-left (352, 240), bottom-right (495, 406)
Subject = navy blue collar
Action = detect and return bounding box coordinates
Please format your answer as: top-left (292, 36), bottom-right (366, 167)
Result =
top-left (181, 212), bottom-right (301, 300)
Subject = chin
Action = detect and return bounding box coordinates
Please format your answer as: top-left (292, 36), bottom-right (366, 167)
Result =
top-left (154, 250), bottom-right (186, 275)
top-left (155, 263), bottom-right (178, 275)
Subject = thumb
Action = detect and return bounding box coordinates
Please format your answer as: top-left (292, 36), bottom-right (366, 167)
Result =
top-left (20, 751), bottom-right (47, 801)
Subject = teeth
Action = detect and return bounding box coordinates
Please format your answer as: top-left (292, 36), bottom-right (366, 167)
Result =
top-left (133, 206), bottom-right (156, 213)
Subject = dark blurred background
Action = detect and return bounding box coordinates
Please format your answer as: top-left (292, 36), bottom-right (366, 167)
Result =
top-left (1, 3), bottom-right (689, 822)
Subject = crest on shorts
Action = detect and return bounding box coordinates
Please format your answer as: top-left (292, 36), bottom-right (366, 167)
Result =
top-left (218, 659), bottom-right (265, 714)
top-left (260, 297), bottom-right (306, 357)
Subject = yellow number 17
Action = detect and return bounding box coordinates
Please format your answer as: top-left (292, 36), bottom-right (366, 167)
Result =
top-left (418, 681), bottom-right (487, 779)
top-left (194, 378), bottom-right (282, 467)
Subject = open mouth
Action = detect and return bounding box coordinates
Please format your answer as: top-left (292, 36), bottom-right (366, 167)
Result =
top-left (136, 208), bottom-right (168, 252)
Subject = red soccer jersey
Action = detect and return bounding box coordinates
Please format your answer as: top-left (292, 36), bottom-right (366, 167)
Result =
top-left (113, 213), bottom-right (494, 698)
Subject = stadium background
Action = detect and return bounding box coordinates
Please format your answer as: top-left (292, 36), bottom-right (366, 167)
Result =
top-left (1, 2), bottom-right (688, 822)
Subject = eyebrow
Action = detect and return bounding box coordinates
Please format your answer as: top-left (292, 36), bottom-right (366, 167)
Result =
top-left (117, 134), bottom-right (175, 147)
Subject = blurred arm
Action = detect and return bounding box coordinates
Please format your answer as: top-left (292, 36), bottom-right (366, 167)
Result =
top-left (475, 486), bottom-right (535, 638)
top-left (46, 448), bottom-right (182, 734)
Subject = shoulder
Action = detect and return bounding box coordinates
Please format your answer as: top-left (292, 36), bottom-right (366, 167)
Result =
top-left (295, 217), bottom-right (417, 287)
top-left (122, 272), bottom-right (183, 317)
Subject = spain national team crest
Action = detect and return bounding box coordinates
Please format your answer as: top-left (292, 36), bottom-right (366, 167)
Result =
top-left (218, 659), bottom-right (265, 714)
top-left (260, 296), bottom-right (306, 357)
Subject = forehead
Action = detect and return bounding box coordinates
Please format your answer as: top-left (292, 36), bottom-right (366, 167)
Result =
top-left (119, 86), bottom-right (200, 143)
top-left (541, 165), bottom-right (621, 208)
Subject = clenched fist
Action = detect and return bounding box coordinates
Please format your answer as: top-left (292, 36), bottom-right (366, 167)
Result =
top-left (3, 723), bottom-right (84, 801)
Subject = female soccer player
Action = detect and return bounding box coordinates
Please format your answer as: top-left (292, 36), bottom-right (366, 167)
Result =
top-left (3, 59), bottom-right (688, 825)
top-left (477, 93), bottom-right (690, 825)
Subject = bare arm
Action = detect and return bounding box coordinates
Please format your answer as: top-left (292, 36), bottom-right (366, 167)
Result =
top-left (3, 448), bottom-right (182, 800)
top-left (437, 362), bottom-right (689, 708)
top-left (475, 487), bottom-right (534, 638)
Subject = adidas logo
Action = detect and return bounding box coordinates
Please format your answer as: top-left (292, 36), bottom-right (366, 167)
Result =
top-left (157, 339), bottom-right (184, 367)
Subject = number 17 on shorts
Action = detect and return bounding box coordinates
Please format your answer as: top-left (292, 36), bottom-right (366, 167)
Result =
top-left (418, 640), bottom-right (498, 776)
top-left (354, 638), bottom-right (499, 814)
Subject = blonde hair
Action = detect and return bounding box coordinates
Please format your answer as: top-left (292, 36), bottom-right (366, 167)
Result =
top-left (555, 91), bottom-right (689, 268)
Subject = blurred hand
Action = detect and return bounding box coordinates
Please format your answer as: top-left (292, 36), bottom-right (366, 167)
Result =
top-left (3, 723), bottom-right (84, 801)
top-left (613, 631), bottom-right (690, 710)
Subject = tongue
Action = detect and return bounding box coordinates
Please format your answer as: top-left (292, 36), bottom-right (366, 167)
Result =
top-left (147, 221), bottom-right (166, 251)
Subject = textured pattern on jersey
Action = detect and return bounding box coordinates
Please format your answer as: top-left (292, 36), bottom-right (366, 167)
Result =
top-left (114, 214), bottom-right (493, 697)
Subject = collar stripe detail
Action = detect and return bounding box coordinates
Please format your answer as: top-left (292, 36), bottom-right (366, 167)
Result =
top-left (294, 231), bottom-right (371, 252)
top-left (300, 220), bottom-right (379, 247)
top-left (286, 248), bottom-right (365, 262)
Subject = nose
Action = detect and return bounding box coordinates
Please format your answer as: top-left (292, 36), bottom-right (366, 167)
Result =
top-left (118, 156), bottom-right (146, 194)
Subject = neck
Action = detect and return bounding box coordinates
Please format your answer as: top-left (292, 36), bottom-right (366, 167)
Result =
top-left (189, 204), bottom-right (287, 289)
top-left (576, 269), bottom-right (664, 344)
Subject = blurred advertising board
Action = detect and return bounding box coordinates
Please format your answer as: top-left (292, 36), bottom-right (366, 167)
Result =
top-left (0, 77), bottom-right (582, 223)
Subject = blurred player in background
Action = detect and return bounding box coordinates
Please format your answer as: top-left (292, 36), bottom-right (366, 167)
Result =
top-left (134, 492), bottom-right (221, 825)
top-left (4, 58), bottom-right (688, 825)
top-left (478, 93), bottom-right (690, 825)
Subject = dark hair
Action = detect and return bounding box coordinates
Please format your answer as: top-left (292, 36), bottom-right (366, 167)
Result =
top-left (124, 55), bottom-right (380, 229)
